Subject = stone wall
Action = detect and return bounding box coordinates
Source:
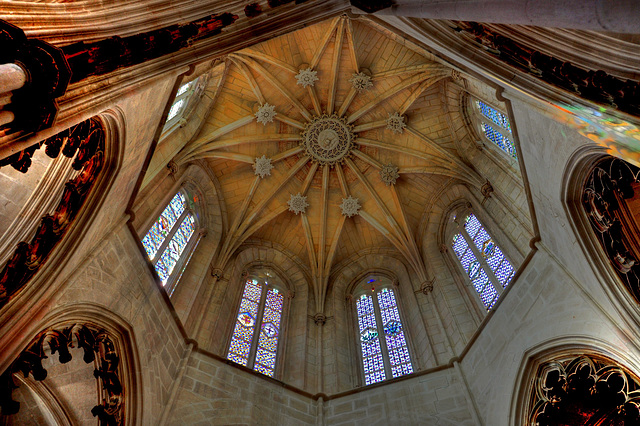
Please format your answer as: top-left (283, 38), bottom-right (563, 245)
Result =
top-left (168, 351), bottom-right (317, 425)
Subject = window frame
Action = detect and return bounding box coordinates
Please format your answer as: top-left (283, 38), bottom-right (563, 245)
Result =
top-left (162, 78), bottom-right (200, 135)
top-left (141, 188), bottom-right (201, 296)
top-left (447, 207), bottom-right (516, 311)
top-left (226, 271), bottom-right (290, 378)
top-left (350, 276), bottom-right (415, 386)
top-left (468, 96), bottom-right (518, 164)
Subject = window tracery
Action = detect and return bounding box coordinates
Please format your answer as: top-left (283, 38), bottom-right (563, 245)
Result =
top-left (451, 212), bottom-right (515, 310)
top-left (472, 99), bottom-right (517, 159)
top-left (227, 274), bottom-right (285, 378)
top-left (141, 190), bottom-right (199, 291)
top-left (353, 277), bottom-right (413, 385)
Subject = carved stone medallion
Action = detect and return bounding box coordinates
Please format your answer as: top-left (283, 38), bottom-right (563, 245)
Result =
top-left (301, 114), bottom-right (355, 166)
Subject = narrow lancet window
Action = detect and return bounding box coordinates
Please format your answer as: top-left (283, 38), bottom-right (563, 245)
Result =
top-left (228, 276), bottom-right (285, 378)
top-left (452, 213), bottom-right (515, 309)
top-left (354, 277), bottom-right (413, 385)
top-left (141, 190), bottom-right (198, 288)
top-left (475, 100), bottom-right (517, 159)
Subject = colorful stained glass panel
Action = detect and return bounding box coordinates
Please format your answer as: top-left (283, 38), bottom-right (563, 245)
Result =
top-left (254, 288), bottom-right (284, 377)
top-left (228, 280), bottom-right (263, 367)
top-left (141, 192), bottom-right (186, 259)
top-left (154, 213), bottom-right (195, 283)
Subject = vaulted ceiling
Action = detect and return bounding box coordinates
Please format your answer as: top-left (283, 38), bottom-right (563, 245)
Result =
top-left (169, 15), bottom-right (493, 312)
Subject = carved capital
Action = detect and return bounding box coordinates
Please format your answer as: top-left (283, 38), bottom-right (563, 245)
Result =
top-left (439, 244), bottom-right (448, 254)
top-left (241, 269), bottom-right (249, 279)
top-left (450, 69), bottom-right (464, 81)
top-left (391, 278), bottom-right (400, 287)
top-left (287, 290), bottom-right (295, 300)
top-left (198, 228), bottom-right (208, 238)
top-left (313, 313), bottom-right (326, 326)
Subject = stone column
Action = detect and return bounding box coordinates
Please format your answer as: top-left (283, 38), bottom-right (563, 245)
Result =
top-left (0, 64), bottom-right (27, 94)
top-left (351, 0), bottom-right (640, 34)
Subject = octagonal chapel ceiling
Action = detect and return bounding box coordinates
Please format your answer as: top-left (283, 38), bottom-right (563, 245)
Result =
top-left (162, 16), bottom-right (511, 313)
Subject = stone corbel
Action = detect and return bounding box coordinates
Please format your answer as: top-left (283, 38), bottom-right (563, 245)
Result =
top-left (210, 266), bottom-right (223, 279)
top-left (481, 180), bottom-right (494, 204)
top-left (420, 279), bottom-right (435, 295)
top-left (313, 313), bottom-right (326, 326)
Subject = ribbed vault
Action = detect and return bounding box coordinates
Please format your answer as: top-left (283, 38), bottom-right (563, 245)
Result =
top-left (173, 16), bottom-right (487, 314)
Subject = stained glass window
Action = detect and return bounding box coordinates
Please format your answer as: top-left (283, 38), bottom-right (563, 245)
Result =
top-left (452, 213), bottom-right (515, 310)
top-left (228, 277), bottom-right (286, 377)
top-left (475, 100), bottom-right (517, 159)
top-left (355, 281), bottom-right (413, 385)
top-left (141, 190), bottom-right (198, 289)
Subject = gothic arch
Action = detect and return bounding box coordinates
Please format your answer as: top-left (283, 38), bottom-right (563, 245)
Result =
top-left (327, 252), bottom-right (432, 387)
top-left (135, 161), bottom-right (225, 327)
top-left (202, 241), bottom-right (311, 387)
top-left (0, 303), bottom-right (141, 425)
top-left (562, 145), bottom-right (640, 332)
top-left (0, 109), bottom-right (125, 356)
top-left (510, 337), bottom-right (640, 426)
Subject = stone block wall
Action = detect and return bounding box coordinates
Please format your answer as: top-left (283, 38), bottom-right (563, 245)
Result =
top-left (168, 351), bottom-right (317, 425)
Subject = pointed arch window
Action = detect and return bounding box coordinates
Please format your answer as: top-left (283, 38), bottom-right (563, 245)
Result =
top-left (227, 275), bottom-right (285, 378)
top-left (451, 213), bottom-right (515, 310)
top-left (473, 99), bottom-right (517, 159)
top-left (353, 277), bottom-right (413, 385)
top-left (163, 78), bottom-right (200, 132)
top-left (141, 190), bottom-right (200, 292)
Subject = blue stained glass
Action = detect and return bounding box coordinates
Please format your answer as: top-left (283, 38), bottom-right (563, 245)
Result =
top-left (485, 245), bottom-right (505, 272)
top-left (384, 320), bottom-right (401, 336)
top-left (476, 101), bottom-right (511, 132)
top-left (357, 294), bottom-right (386, 384)
top-left (376, 288), bottom-right (412, 378)
top-left (361, 328), bottom-right (379, 343)
top-left (377, 288), bottom-right (397, 309)
top-left (495, 261), bottom-right (515, 287)
top-left (459, 246), bottom-right (478, 275)
top-left (473, 227), bottom-right (491, 253)
top-left (452, 233), bottom-right (469, 258)
top-left (154, 213), bottom-right (195, 284)
top-left (481, 123), bottom-right (517, 159)
top-left (142, 192), bottom-right (186, 259)
top-left (380, 306), bottom-right (400, 325)
top-left (464, 214), bottom-right (482, 240)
